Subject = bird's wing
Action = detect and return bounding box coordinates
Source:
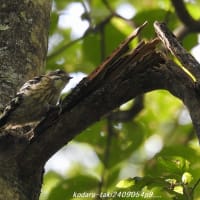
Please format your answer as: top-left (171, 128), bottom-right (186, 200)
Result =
top-left (19, 76), bottom-right (45, 93)
top-left (0, 76), bottom-right (44, 127)
top-left (0, 75), bottom-right (52, 127)
top-left (0, 94), bottom-right (23, 127)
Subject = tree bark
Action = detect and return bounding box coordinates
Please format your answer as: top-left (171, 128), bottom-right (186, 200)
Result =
top-left (0, 0), bottom-right (51, 199)
top-left (0, 0), bottom-right (50, 111)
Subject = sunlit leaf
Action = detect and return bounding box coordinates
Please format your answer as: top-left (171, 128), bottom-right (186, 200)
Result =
top-left (182, 172), bottom-right (193, 184)
top-left (116, 178), bottom-right (135, 188)
top-left (174, 185), bottom-right (183, 194)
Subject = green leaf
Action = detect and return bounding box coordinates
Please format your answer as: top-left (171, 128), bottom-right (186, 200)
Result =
top-left (56, 0), bottom-right (71, 10)
top-left (75, 120), bottom-right (106, 145)
top-left (116, 178), bottom-right (135, 188)
top-left (82, 33), bottom-right (101, 67)
top-left (76, 120), bottom-right (145, 168)
top-left (158, 145), bottom-right (199, 164)
top-left (82, 22), bottom-right (126, 67)
top-left (104, 22), bottom-right (127, 57)
top-left (121, 122), bottom-right (146, 152)
top-left (131, 0), bottom-right (171, 10)
top-left (174, 185), bottom-right (183, 195)
top-left (49, 12), bottom-right (59, 36)
top-left (182, 33), bottom-right (198, 51)
top-left (47, 175), bottom-right (99, 200)
top-left (182, 172), bottom-right (193, 184)
top-left (40, 171), bottom-right (64, 200)
top-left (133, 9), bottom-right (177, 39)
top-left (186, 2), bottom-right (200, 19)
top-left (157, 156), bottom-right (190, 175)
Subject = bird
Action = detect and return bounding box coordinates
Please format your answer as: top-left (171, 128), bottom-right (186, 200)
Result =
top-left (0, 69), bottom-right (72, 128)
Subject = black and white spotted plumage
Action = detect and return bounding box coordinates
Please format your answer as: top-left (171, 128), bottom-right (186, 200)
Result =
top-left (0, 69), bottom-right (71, 127)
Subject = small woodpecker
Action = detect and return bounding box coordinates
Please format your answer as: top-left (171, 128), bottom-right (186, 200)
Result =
top-left (0, 69), bottom-right (72, 128)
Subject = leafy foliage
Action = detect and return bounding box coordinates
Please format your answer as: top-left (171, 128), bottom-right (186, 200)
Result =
top-left (41, 0), bottom-right (200, 199)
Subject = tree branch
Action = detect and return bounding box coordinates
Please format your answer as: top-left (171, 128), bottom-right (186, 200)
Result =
top-left (47, 14), bottom-right (114, 61)
top-left (108, 95), bottom-right (144, 122)
top-left (154, 21), bottom-right (200, 142)
top-left (171, 0), bottom-right (200, 32)
top-left (18, 22), bottom-right (200, 179)
top-left (154, 21), bottom-right (200, 80)
top-left (20, 23), bottom-right (160, 166)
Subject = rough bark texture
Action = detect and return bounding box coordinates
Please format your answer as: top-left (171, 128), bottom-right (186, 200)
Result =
top-left (0, 0), bottom-right (50, 111)
top-left (0, 0), bottom-right (51, 199)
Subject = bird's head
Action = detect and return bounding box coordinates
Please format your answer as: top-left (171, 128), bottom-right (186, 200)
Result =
top-left (48, 69), bottom-right (72, 90)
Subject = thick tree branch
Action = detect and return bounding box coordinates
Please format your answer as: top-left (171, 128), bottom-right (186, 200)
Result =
top-left (154, 21), bottom-right (200, 80)
top-left (154, 21), bottom-right (200, 141)
top-left (20, 32), bottom-right (198, 173)
top-left (21, 48), bottom-right (164, 167)
top-left (15, 23), bottom-right (200, 191)
top-left (171, 0), bottom-right (200, 32)
top-left (20, 23), bottom-right (162, 167)
top-left (23, 50), bottom-right (196, 169)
